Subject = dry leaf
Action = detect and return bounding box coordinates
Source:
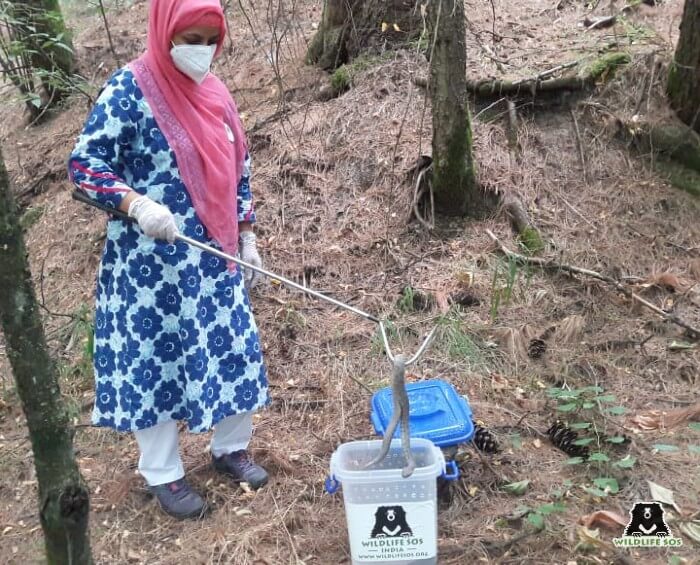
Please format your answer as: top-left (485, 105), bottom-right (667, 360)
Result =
top-left (647, 481), bottom-right (681, 513)
top-left (665, 403), bottom-right (700, 427)
top-left (640, 272), bottom-right (688, 293)
top-left (490, 373), bottom-right (510, 391)
top-left (576, 526), bottom-right (609, 550)
top-left (679, 521), bottom-right (700, 544)
top-left (491, 325), bottom-right (537, 361)
top-left (434, 290), bottom-right (450, 314)
top-left (553, 315), bottom-right (585, 345)
top-left (579, 510), bottom-right (628, 530)
top-left (630, 403), bottom-right (700, 430)
top-left (689, 259), bottom-right (700, 282)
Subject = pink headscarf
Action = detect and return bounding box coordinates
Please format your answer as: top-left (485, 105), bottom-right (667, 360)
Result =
top-left (130, 0), bottom-right (247, 259)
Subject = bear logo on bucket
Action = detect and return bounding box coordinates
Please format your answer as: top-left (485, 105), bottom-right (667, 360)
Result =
top-left (370, 506), bottom-right (413, 538)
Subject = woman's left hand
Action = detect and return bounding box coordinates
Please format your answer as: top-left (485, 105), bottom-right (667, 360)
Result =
top-left (239, 231), bottom-right (263, 289)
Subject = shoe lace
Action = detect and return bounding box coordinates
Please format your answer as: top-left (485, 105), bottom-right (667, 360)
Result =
top-left (230, 450), bottom-right (255, 473)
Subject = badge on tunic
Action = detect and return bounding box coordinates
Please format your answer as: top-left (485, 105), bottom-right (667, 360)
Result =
top-left (224, 123), bottom-right (235, 143)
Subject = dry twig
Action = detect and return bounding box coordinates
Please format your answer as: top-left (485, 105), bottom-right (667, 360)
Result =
top-left (486, 230), bottom-right (700, 340)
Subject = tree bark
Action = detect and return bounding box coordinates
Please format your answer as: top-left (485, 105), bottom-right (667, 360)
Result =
top-left (12, 0), bottom-right (75, 103)
top-left (428, 0), bottom-right (482, 216)
top-left (307, 0), bottom-right (421, 70)
top-left (0, 146), bottom-right (92, 564)
top-left (668, 0), bottom-right (700, 133)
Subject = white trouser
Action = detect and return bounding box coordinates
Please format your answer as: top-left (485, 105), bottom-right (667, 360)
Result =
top-left (134, 413), bottom-right (254, 486)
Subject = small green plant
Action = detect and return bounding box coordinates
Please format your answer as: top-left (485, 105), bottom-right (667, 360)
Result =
top-left (511, 502), bottom-right (567, 531)
top-left (370, 319), bottom-right (401, 356)
top-left (330, 65), bottom-right (351, 94)
top-left (436, 314), bottom-right (490, 369)
top-left (548, 386), bottom-right (634, 490)
top-left (490, 255), bottom-right (525, 320)
top-left (19, 205), bottom-right (44, 231)
top-left (0, 1), bottom-right (93, 121)
top-left (618, 17), bottom-right (655, 44)
top-left (407, 32), bottom-right (430, 54)
top-left (396, 286), bottom-right (432, 313)
top-left (397, 286), bottom-right (416, 313)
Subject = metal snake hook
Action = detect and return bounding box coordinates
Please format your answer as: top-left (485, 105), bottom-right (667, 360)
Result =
top-left (367, 324), bottom-right (438, 477)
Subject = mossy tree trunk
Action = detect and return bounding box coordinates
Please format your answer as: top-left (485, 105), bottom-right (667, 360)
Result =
top-left (0, 146), bottom-right (92, 565)
top-left (668, 0), bottom-right (700, 133)
top-left (428, 0), bottom-right (481, 216)
top-left (12, 0), bottom-right (75, 103)
top-left (307, 0), bottom-right (421, 70)
top-left (306, 0), bottom-right (348, 70)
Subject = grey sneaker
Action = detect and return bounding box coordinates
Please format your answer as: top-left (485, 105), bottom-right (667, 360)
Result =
top-left (149, 478), bottom-right (208, 520)
top-left (212, 450), bottom-right (269, 490)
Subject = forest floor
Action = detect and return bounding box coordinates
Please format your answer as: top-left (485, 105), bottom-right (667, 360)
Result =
top-left (1, 0), bottom-right (699, 564)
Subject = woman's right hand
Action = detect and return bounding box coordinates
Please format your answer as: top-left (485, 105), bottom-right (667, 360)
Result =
top-left (127, 195), bottom-right (178, 242)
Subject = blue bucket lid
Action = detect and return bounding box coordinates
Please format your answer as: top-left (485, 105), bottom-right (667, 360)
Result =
top-left (370, 380), bottom-right (474, 447)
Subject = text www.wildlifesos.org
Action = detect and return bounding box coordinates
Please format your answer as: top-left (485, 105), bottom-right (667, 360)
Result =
top-left (345, 501), bottom-right (437, 562)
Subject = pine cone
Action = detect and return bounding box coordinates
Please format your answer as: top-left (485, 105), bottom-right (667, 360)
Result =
top-left (528, 338), bottom-right (547, 359)
top-left (472, 421), bottom-right (499, 454)
top-left (547, 420), bottom-right (590, 458)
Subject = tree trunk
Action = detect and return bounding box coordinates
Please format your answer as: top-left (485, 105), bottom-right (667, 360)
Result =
top-left (428, 0), bottom-right (481, 216)
top-left (668, 0), bottom-right (700, 133)
top-left (13, 0), bottom-right (75, 103)
top-left (307, 0), bottom-right (421, 70)
top-left (0, 146), bottom-right (92, 565)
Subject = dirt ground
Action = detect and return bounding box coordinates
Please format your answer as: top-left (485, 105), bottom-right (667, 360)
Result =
top-left (1, 0), bottom-right (699, 563)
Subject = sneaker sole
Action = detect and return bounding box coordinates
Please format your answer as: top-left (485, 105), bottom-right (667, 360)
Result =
top-left (212, 464), bottom-right (269, 491)
top-left (154, 498), bottom-right (210, 521)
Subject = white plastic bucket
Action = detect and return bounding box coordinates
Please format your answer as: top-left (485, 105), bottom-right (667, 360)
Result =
top-left (328, 438), bottom-right (451, 565)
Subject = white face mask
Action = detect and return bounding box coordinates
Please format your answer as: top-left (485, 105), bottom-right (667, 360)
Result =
top-left (170, 43), bottom-right (216, 85)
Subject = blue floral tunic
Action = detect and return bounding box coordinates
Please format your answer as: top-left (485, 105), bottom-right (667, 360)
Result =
top-left (69, 67), bottom-right (269, 433)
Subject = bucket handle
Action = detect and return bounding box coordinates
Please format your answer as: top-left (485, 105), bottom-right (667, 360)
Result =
top-left (325, 475), bottom-right (340, 494)
top-left (441, 460), bottom-right (460, 482)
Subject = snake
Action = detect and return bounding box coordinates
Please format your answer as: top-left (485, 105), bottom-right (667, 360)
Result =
top-left (365, 354), bottom-right (416, 478)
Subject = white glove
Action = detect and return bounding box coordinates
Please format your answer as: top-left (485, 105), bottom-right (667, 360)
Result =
top-left (239, 231), bottom-right (263, 289)
top-left (128, 195), bottom-right (178, 243)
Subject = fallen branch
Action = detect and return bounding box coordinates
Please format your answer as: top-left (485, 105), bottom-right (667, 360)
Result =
top-left (570, 108), bottom-right (588, 184)
top-left (467, 75), bottom-right (589, 97)
top-left (584, 15), bottom-right (617, 30)
top-left (468, 52), bottom-right (630, 98)
top-left (485, 230), bottom-right (700, 340)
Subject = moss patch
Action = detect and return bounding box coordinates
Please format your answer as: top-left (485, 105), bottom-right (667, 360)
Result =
top-left (518, 226), bottom-right (545, 255)
top-left (330, 65), bottom-right (351, 94)
top-left (582, 51), bottom-right (631, 82)
top-left (655, 159), bottom-right (700, 198)
top-left (20, 205), bottom-right (44, 231)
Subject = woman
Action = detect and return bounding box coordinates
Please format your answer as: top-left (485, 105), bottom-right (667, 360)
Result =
top-left (68, 0), bottom-right (269, 520)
